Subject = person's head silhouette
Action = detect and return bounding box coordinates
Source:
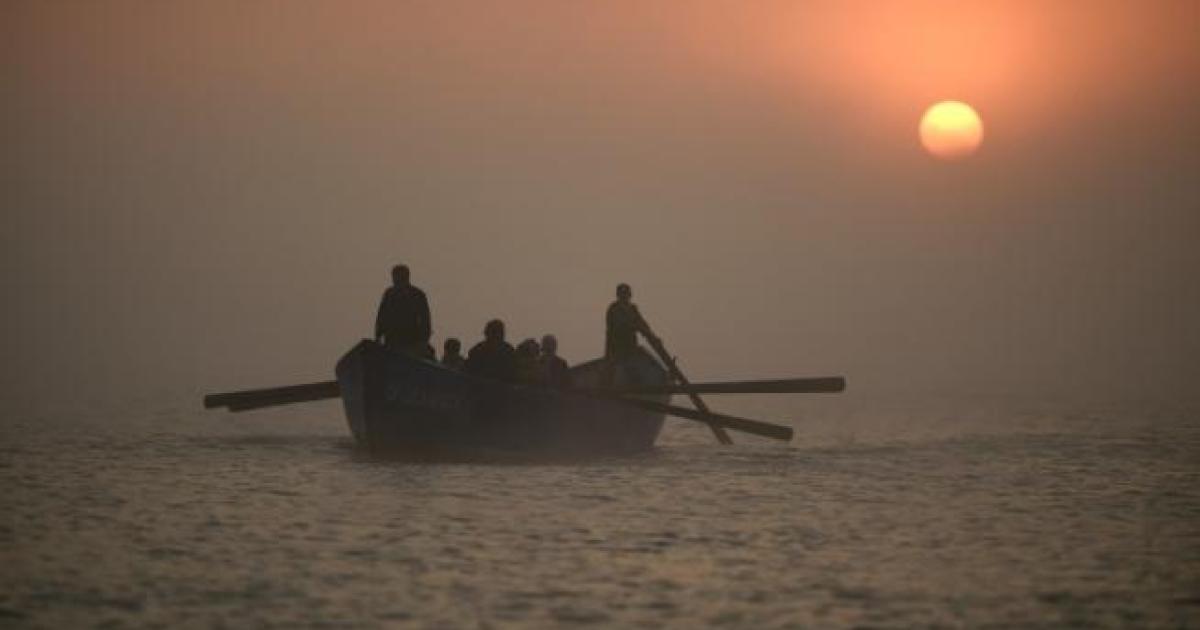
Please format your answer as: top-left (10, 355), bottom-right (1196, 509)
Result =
top-left (517, 338), bottom-right (540, 357)
top-left (541, 334), bottom-right (558, 356)
top-left (616, 283), bottom-right (632, 302)
top-left (484, 319), bottom-right (505, 342)
top-left (392, 264), bottom-right (411, 287)
top-left (443, 338), bottom-right (461, 357)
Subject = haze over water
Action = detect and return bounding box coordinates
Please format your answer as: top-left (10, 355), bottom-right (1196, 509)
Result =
top-left (5, 1), bottom-right (1199, 404)
top-left (4, 2), bottom-right (1200, 627)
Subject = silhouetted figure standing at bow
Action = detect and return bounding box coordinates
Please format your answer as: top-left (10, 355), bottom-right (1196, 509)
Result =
top-left (375, 264), bottom-right (432, 354)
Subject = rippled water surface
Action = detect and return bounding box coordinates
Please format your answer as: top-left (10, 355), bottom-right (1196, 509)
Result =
top-left (2, 394), bottom-right (1198, 628)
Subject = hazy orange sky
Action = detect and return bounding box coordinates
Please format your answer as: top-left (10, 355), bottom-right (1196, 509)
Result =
top-left (4, 1), bottom-right (1199, 409)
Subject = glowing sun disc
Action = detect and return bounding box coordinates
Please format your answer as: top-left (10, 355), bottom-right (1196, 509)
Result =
top-left (920, 101), bottom-right (983, 159)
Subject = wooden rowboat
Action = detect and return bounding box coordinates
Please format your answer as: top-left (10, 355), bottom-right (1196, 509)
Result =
top-left (336, 339), bottom-right (671, 458)
top-left (205, 334), bottom-right (839, 457)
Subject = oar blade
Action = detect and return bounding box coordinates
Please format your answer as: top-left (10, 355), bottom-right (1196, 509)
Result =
top-left (619, 397), bottom-right (793, 442)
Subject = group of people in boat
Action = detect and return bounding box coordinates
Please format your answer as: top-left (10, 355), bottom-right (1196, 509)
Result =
top-left (375, 264), bottom-right (648, 387)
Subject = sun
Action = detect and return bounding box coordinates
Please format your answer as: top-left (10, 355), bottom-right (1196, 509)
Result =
top-left (919, 101), bottom-right (984, 159)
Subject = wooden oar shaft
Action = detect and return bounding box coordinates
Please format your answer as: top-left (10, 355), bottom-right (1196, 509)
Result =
top-left (204, 377), bottom-right (792, 441)
top-left (204, 380), bottom-right (339, 411)
top-left (203, 374), bottom-right (844, 414)
top-left (642, 332), bottom-right (734, 444)
top-left (616, 377), bottom-right (846, 395)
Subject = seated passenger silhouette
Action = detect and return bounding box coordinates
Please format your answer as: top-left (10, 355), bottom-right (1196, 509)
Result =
top-left (514, 338), bottom-right (541, 384)
top-left (539, 334), bottom-right (571, 388)
top-left (466, 319), bottom-right (516, 382)
top-left (375, 264), bottom-right (432, 354)
top-left (441, 338), bottom-right (465, 371)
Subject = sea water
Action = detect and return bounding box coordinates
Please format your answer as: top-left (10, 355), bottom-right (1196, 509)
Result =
top-left (2, 393), bottom-right (1198, 628)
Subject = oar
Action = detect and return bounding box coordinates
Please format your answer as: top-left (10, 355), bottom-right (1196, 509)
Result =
top-left (203, 375), bottom-right (846, 413)
top-left (205, 379), bottom-right (793, 441)
top-left (204, 380), bottom-right (339, 411)
top-left (593, 394), bottom-right (792, 441)
top-left (638, 321), bottom-right (733, 445)
top-left (612, 376), bottom-right (846, 396)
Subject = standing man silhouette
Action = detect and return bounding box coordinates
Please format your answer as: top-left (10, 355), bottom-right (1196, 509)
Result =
top-left (375, 264), bottom-right (432, 355)
top-left (602, 283), bottom-right (654, 386)
top-left (605, 283), bottom-right (653, 360)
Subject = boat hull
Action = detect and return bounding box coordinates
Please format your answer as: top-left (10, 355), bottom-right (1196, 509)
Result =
top-left (334, 340), bottom-right (669, 459)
